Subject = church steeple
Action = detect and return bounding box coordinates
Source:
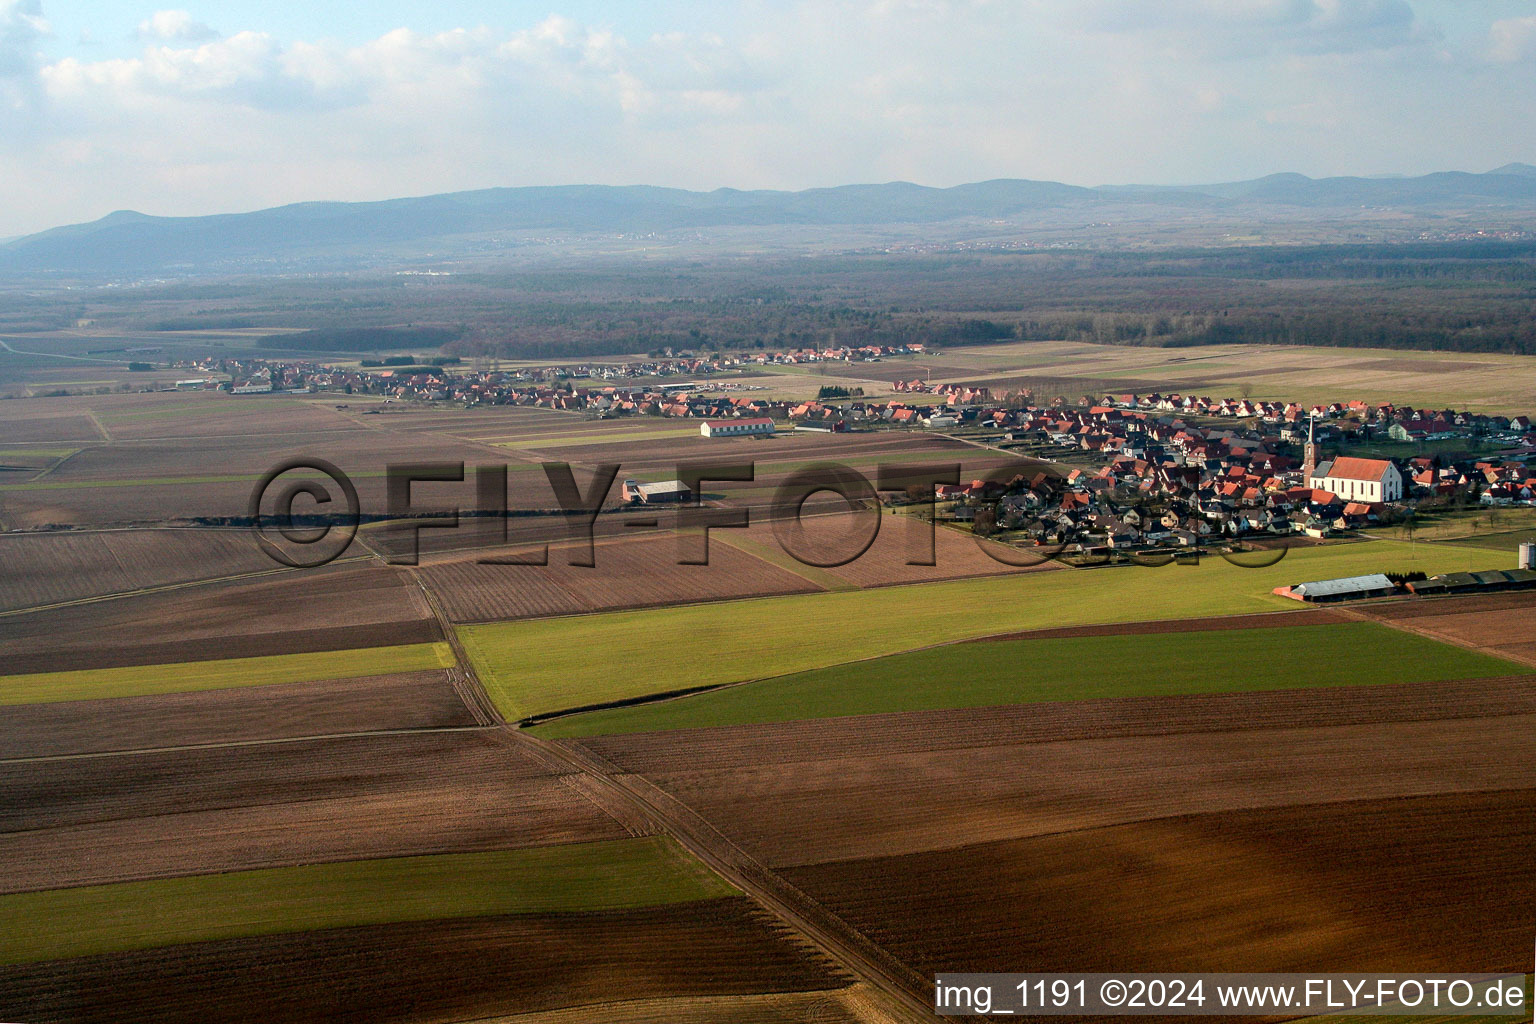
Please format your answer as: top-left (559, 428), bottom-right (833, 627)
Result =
top-left (1302, 415), bottom-right (1317, 484)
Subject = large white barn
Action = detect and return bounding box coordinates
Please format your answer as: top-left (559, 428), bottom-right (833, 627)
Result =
top-left (701, 417), bottom-right (775, 438)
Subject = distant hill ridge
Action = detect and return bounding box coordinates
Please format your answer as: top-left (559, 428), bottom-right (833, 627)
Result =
top-left (7, 165), bottom-right (1536, 277)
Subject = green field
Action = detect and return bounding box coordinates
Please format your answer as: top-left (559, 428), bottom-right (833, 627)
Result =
top-left (0, 837), bottom-right (733, 965)
top-left (460, 539), bottom-right (1482, 721)
top-left (0, 448), bottom-right (80, 458)
top-left (1372, 507), bottom-right (1536, 553)
top-left (534, 621), bottom-right (1520, 737)
top-left (0, 641), bottom-right (454, 705)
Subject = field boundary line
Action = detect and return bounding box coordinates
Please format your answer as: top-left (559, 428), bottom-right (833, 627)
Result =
top-left (0, 724), bottom-right (498, 765)
top-left (409, 569), bottom-right (501, 726)
top-left (21, 444), bottom-right (94, 483)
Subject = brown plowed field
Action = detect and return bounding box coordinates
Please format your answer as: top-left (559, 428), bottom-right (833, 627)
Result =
top-left (1357, 591), bottom-right (1536, 620)
top-left (0, 670), bottom-right (473, 759)
top-left (419, 532), bottom-right (821, 622)
top-left (0, 730), bottom-right (632, 892)
top-left (579, 676), bottom-right (1536, 775)
top-left (725, 512), bottom-right (1061, 587)
top-left (1355, 592), bottom-right (1536, 664)
top-left (0, 529), bottom-right (275, 612)
top-left (483, 986), bottom-right (871, 1024)
top-left (0, 413), bottom-right (102, 443)
top-left (781, 790), bottom-right (1536, 975)
top-left (0, 563), bottom-right (439, 673)
top-left (0, 898), bottom-right (849, 1024)
top-left (0, 428), bottom-right (548, 528)
top-left (601, 711), bottom-right (1536, 867)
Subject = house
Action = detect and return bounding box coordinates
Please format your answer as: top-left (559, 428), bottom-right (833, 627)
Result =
top-left (700, 417), bottom-right (774, 438)
top-left (1309, 456), bottom-right (1403, 504)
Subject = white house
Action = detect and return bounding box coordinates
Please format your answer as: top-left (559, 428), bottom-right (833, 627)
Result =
top-left (1309, 456), bottom-right (1402, 504)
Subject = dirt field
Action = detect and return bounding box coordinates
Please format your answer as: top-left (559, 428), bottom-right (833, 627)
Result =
top-left (79, 392), bottom-right (366, 441)
top-left (0, 898), bottom-right (849, 1024)
top-left (419, 531), bottom-right (822, 622)
top-left (724, 512), bottom-right (1062, 587)
top-left (584, 705), bottom-right (1536, 867)
top-left (482, 986), bottom-right (877, 1024)
top-left (578, 675), bottom-right (1536, 774)
top-left (0, 413), bottom-right (551, 529)
top-left (0, 529), bottom-right (276, 611)
top-left (0, 730), bottom-right (634, 892)
top-left (867, 340), bottom-right (1536, 412)
top-left (0, 563), bottom-right (439, 673)
top-left (1356, 592), bottom-right (1536, 665)
top-left (0, 670), bottom-right (473, 758)
top-left (0, 405), bottom-right (104, 444)
top-left (782, 790), bottom-right (1536, 975)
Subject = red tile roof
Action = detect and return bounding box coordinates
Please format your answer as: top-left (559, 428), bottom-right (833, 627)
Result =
top-left (1319, 456), bottom-right (1393, 482)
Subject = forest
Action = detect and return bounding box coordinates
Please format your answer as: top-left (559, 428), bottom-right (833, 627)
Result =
top-left (4, 241), bottom-right (1535, 358)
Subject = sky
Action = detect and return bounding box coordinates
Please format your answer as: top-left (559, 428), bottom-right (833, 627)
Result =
top-left (2, 0), bottom-right (1535, 236)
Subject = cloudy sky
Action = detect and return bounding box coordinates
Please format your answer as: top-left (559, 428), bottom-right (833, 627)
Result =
top-left (2, 0), bottom-right (1534, 236)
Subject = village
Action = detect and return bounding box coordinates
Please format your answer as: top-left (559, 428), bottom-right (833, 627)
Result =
top-left (154, 347), bottom-right (1536, 558)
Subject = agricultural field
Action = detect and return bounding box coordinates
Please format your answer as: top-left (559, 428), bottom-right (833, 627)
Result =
top-left (533, 620), bottom-right (1522, 737)
top-left (0, 642), bottom-right (453, 705)
top-left (0, 900), bottom-right (852, 1024)
top-left (780, 790), bottom-right (1535, 974)
top-left (1356, 590), bottom-right (1536, 666)
top-left (461, 537), bottom-right (1471, 720)
top-left (4, 341), bottom-right (1534, 1023)
top-left (418, 530), bottom-right (823, 622)
top-left (852, 339), bottom-right (1536, 414)
top-left (0, 528), bottom-right (277, 611)
top-left (0, 839), bottom-right (732, 959)
top-left (0, 562), bottom-right (442, 673)
top-left (0, 669), bottom-right (476, 758)
top-left (569, 649), bottom-right (1536, 985)
top-left (0, 667), bottom-right (852, 1022)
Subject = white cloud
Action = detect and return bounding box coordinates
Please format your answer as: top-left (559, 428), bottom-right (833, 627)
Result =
top-left (1487, 16), bottom-right (1536, 63)
top-left (0, 1), bottom-right (1533, 236)
top-left (1077, 0), bottom-right (1423, 56)
top-left (136, 9), bottom-right (218, 43)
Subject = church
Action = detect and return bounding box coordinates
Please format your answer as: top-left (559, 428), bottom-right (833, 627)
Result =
top-left (1308, 456), bottom-right (1404, 504)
